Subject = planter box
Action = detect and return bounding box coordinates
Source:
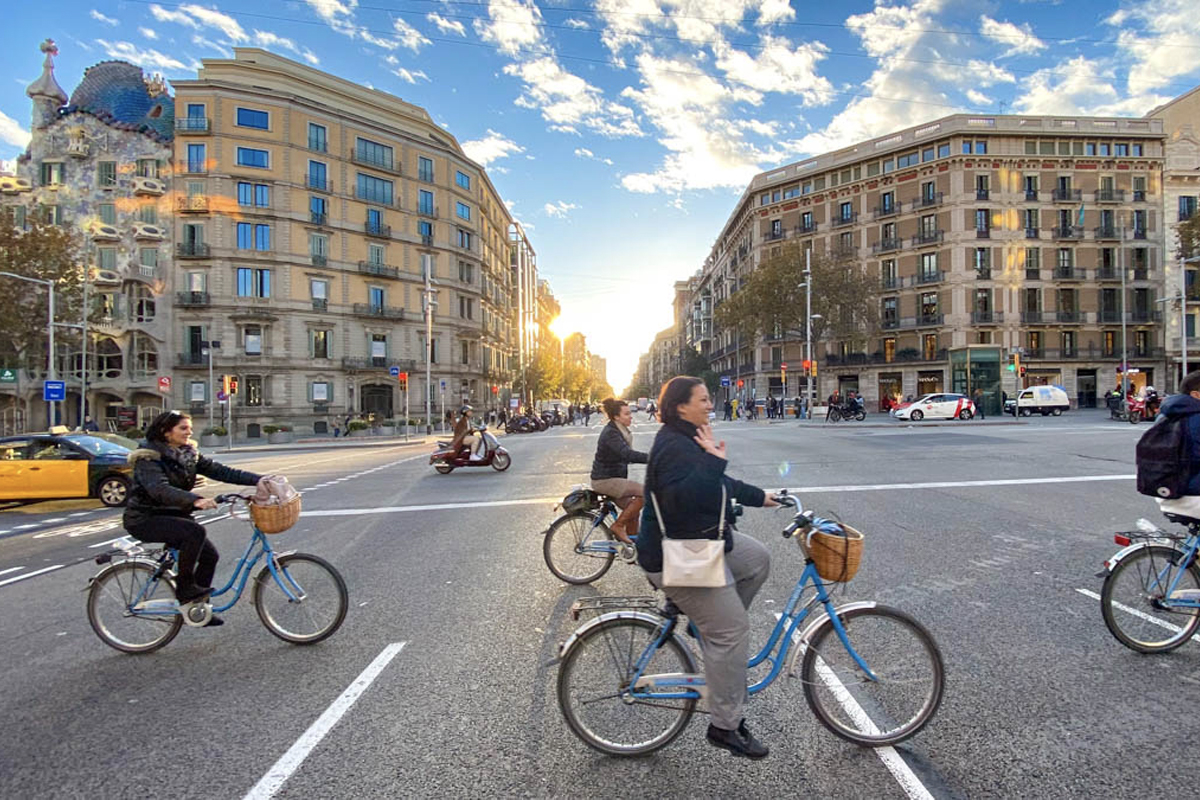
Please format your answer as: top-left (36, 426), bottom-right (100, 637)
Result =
top-left (377, 426), bottom-right (396, 436)
top-left (267, 432), bottom-right (292, 444)
top-left (349, 429), bottom-right (369, 438)
top-left (200, 434), bottom-right (222, 447)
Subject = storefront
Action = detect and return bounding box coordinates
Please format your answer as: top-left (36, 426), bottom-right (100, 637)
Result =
top-left (837, 375), bottom-right (859, 397)
top-left (949, 347), bottom-right (1002, 417)
top-left (917, 370), bottom-right (944, 396)
top-left (878, 372), bottom-right (902, 412)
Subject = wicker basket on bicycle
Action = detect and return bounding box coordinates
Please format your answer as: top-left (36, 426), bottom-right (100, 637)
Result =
top-left (249, 494), bottom-right (302, 534)
top-left (801, 523), bottom-right (864, 582)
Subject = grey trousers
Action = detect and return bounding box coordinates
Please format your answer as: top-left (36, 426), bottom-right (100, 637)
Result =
top-left (645, 531), bottom-right (771, 730)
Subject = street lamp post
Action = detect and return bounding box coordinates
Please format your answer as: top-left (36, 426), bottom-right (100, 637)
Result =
top-left (0, 272), bottom-right (55, 426)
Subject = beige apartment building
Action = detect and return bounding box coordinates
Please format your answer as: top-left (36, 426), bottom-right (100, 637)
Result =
top-left (688, 112), bottom-right (1171, 412)
top-left (169, 49), bottom-right (521, 434)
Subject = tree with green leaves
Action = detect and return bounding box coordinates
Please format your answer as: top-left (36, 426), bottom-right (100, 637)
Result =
top-left (517, 346), bottom-right (562, 402)
top-left (1178, 214), bottom-right (1200, 261)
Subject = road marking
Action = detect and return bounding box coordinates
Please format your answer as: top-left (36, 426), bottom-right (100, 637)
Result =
top-left (243, 642), bottom-right (407, 800)
top-left (0, 564), bottom-right (64, 587)
top-left (42, 517), bottom-right (67, 523)
top-left (1075, 588), bottom-right (1200, 644)
top-left (14, 524), bottom-right (37, 530)
top-left (0, 566), bottom-right (25, 577)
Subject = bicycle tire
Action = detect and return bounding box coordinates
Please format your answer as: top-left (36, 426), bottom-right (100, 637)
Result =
top-left (801, 605), bottom-right (944, 746)
top-left (1101, 545), bottom-right (1200, 653)
top-left (557, 616), bottom-right (697, 756)
top-left (253, 553), bottom-right (348, 644)
top-left (543, 512), bottom-right (616, 584)
top-left (87, 560), bottom-right (182, 654)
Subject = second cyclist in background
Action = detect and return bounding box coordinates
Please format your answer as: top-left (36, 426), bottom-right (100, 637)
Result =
top-left (590, 398), bottom-right (648, 545)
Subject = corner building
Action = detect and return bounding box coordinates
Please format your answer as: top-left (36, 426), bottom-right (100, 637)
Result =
top-left (691, 113), bottom-right (1168, 411)
top-left (170, 49), bottom-right (518, 433)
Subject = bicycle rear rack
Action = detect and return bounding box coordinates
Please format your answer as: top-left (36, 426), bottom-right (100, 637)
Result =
top-left (570, 595), bottom-right (660, 621)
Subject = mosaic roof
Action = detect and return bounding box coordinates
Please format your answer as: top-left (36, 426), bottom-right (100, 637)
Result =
top-left (62, 61), bottom-right (174, 143)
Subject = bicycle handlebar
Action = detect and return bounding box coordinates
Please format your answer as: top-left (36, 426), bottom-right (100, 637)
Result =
top-left (214, 492), bottom-right (252, 504)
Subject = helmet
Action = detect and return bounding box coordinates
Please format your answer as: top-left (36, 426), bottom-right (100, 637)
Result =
top-left (459, 404), bottom-right (473, 414)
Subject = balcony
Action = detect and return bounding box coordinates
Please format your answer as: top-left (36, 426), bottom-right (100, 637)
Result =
top-left (305, 176), bottom-right (330, 192)
top-left (764, 229), bottom-right (785, 242)
top-left (1133, 191), bottom-right (1147, 202)
top-left (971, 310), bottom-right (999, 324)
top-left (1096, 189), bottom-right (1125, 203)
top-left (176, 242), bottom-right (210, 259)
top-left (1053, 226), bottom-right (1083, 240)
top-left (310, 212), bottom-right (328, 226)
top-left (365, 220), bottom-right (391, 238)
top-left (357, 261), bottom-right (400, 279)
top-left (130, 264), bottom-right (162, 283)
top-left (831, 212), bottom-right (859, 228)
top-left (881, 317), bottom-right (900, 330)
top-left (176, 195), bottom-right (209, 213)
top-left (1026, 268), bottom-right (1042, 280)
top-left (795, 220), bottom-right (818, 235)
top-left (1052, 266), bottom-right (1084, 280)
top-left (975, 267), bottom-right (992, 279)
top-left (420, 234), bottom-right (433, 247)
top-left (1099, 309), bottom-right (1122, 323)
top-left (175, 117), bottom-right (210, 133)
top-left (872, 204), bottom-right (899, 220)
top-left (341, 356), bottom-right (417, 371)
top-left (872, 237), bottom-right (902, 254)
top-left (1133, 267), bottom-right (1150, 281)
top-left (352, 303), bottom-right (405, 320)
top-left (1131, 228), bottom-right (1148, 240)
top-left (912, 230), bottom-right (943, 247)
top-left (311, 298), bottom-right (328, 312)
top-left (976, 188), bottom-right (990, 200)
top-left (975, 228), bottom-right (991, 239)
top-left (881, 276), bottom-right (900, 290)
top-left (826, 348), bottom-right (947, 367)
top-left (311, 254), bottom-right (328, 267)
top-left (1025, 189), bottom-right (1039, 202)
top-left (1097, 265), bottom-right (1120, 280)
top-left (1021, 311), bottom-right (1050, 324)
top-left (417, 205), bottom-right (440, 219)
top-left (176, 352), bottom-right (208, 367)
top-left (830, 243), bottom-right (858, 260)
top-left (917, 313), bottom-right (944, 326)
top-left (351, 152), bottom-right (400, 174)
top-left (914, 270), bottom-right (943, 285)
top-left (1025, 227), bottom-right (1040, 239)
top-left (175, 291), bottom-right (210, 307)
top-left (1094, 226), bottom-right (1120, 240)
top-left (1056, 310), bottom-right (1084, 323)
top-left (913, 192), bottom-right (944, 210)
top-left (1131, 309), bottom-right (1162, 323)
top-left (1053, 188), bottom-right (1082, 202)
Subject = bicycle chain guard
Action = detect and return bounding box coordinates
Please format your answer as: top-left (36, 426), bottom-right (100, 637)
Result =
top-left (180, 601), bottom-right (213, 627)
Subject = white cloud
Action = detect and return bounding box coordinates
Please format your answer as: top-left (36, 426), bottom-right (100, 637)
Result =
top-left (1108, 0), bottom-right (1200, 96)
top-left (304, 0), bottom-right (358, 36)
top-left (505, 57), bottom-right (642, 137)
top-left (1012, 55), bottom-right (1168, 116)
top-left (979, 15), bottom-right (1047, 57)
top-left (394, 68), bottom-right (430, 84)
top-left (0, 111), bottom-right (31, 150)
top-left (564, 18), bottom-right (590, 30)
top-left (0, 158), bottom-right (17, 175)
top-left (965, 89), bottom-right (991, 106)
top-left (544, 200), bottom-right (578, 218)
top-left (475, 0), bottom-right (547, 57)
top-left (301, 48), bottom-right (320, 65)
top-left (253, 30), bottom-right (302, 55)
top-left (393, 18), bottom-right (432, 52)
top-left (192, 35), bottom-right (232, 57)
top-left (139, 27), bottom-right (159, 40)
top-left (427, 12), bottom-right (466, 36)
top-left (180, 4), bottom-right (247, 42)
top-left (461, 129), bottom-right (526, 166)
top-left (712, 36), bottom-right (835, 106)
top-left (361, 30), bottom-right (400, 50)
top-left (574, 147), bottom-right (615, 165)
top-left (90, 9), bottom-right (119, 26)
top-left (95, 39), bottom-right (188, 71)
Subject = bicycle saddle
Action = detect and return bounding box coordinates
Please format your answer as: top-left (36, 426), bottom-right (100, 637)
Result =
top-left (1164, 512), bottom-right (1200, 526)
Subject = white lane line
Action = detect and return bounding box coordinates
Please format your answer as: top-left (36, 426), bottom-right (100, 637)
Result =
top-left (0, 566), bottom-right (25, 577)
top-left (42, 517), bottom-right (67, 523)
top-left (0, 564), bottom-right (64, 587)
top-left (243, 642), bottom-right (407, 800)
top-left (14, 524), bottom-right (37, 530)
top-left (68, 512), bottom-right (91, 517)
top-left (1075, 588), bottom-right (1200, 644)
top-left (772, 613), bottom-right (933, 799)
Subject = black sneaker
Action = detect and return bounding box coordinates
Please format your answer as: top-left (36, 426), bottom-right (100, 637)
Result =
top-left (706, 721), bottom-right (769, 759)
top-left (204, 615), bottom-right (225, 627)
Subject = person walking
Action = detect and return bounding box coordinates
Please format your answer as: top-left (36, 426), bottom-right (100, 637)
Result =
top-left (723, 399), bottom-right (733, 421)
top-left (583, 403), bottom-right (593, 427)
top-left (973, 386), bottom-right (985, 420)
top-left (825, 390), bottom-right (840, 422)
top-left (637, 376), bottom-right (781, 759)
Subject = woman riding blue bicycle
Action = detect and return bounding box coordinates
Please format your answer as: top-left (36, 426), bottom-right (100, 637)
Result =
top-left (124, 410), bottom-right (262, 624)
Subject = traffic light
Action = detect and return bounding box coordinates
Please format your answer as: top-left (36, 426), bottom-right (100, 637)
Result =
top-left (810, 361), bottom-right (818, 376)
top-left (229, 376), bottom-right (239, 395)
top-left (802, 359), bottom-right (811, 372)
top-left (1019, 366), bottom-right (1027, 377)
top-left (221, 374), bottom-right (231, 395)
top-left (491, 384), bottom-right (499, 394)
top-left (398, 371), bottom-right (408, 392)
top-left (737, 379), bottom-right (744, 388)
top-left (780, 362), bottom-right (787, 382)
top-left (1008, 353), bottom-right (1020, 373)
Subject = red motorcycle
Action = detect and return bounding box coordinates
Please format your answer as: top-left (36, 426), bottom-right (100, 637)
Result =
top-left (430, 426), bottom-right (511, 473)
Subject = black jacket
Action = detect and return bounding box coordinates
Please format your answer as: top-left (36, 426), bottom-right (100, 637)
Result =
top-left (636, 419), bottom-right (767, 573)
top-left (590, 421), bottom-right (648, 481)
top-left (123, 440), bottom-right (262, 528)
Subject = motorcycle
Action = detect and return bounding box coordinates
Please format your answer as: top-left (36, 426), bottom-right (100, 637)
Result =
top-left (828, 400), bottom-right (866, 422)
top-left (430, 426), bottom-right (512, 473)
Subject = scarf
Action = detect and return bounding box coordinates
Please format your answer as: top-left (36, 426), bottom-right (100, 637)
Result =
top-left (614, 419), bottom-right (633, 449)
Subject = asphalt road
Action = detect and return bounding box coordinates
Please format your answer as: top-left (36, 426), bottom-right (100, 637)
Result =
top-left (0, 411), bottom-right (1192, 799)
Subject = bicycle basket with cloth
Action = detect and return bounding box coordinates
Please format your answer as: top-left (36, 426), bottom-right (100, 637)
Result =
top-left (800, 516), bottom-right (864, 582)
top-left (248, 475), bottom-right (302, 534)
top-left (561, 487), bottom-right (600, 514)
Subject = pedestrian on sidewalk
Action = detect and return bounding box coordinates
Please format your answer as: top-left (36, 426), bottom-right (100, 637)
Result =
top-left (723, 399), bottom-right (733, 421)
top-left (973, 387), bottom-right (985, 420)
top-left (826, 390), bottom-right (840, 422)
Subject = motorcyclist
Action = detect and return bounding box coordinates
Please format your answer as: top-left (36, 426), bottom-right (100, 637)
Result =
top-left (450, 404), bottom-right (483, 460)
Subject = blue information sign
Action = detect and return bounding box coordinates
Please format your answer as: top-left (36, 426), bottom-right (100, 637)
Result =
top-left (389, 366), bottom-right (400, 377)
top-left (43, 380), bottom-right (66, 401)
top-left (440, 380), bottom-right (446, 391)
top-left (720, 376), bottom-right (731, 387)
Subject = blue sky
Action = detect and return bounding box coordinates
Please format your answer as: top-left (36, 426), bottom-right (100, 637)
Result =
top-left (3, 0), bottom-right (1200, 392)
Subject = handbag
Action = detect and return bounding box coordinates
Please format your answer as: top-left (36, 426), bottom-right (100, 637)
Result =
top-left (651, 485), bottom-right (727, 588)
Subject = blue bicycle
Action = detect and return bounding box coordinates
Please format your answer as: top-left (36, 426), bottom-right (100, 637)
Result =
top-left (556, 493), bottom-right (945, 755)
top-left (543, 489), bottom-right (637, 584)
top-left (86, 494), bottom-right (348, 653)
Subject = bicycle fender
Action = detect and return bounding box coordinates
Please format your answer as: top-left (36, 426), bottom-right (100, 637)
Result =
top-left (784, 600), bottom-right (878, 677)
top-left (83, 556), bottom-right (167, 591)
top-left (1102, 539), bottom-right (1178, 573)
top-left (558, 610), bottom-right (676, 660)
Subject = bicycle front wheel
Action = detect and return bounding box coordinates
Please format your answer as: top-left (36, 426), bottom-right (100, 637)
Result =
top-left (1101, 545), bottom-right (1200, 653)
top-left (87, 561), bottom-right (182, 654)
top-left (558, 617), bottom-right (697, 756)
top-left (253, 553), bottom-right (348, 644)
top-left (543, 512), bottom-right (616, 584)
top-left (801, 605), bottom-right (944, 746)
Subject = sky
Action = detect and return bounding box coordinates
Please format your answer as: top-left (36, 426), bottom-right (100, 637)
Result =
top-left (3, 1), bottom-right (1200, 393)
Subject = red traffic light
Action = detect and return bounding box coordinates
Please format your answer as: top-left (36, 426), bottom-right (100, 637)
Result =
top-left (491, 385), bottom-right (498, 394)
top-left (737, 379), bottom-right (744, 388)
top-left (802, 360), bottom-right (811, 370)
top-left (398, 371), bottom-right (408, 381)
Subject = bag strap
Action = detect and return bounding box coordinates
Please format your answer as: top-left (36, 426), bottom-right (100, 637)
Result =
top-left (651, 484), bottom-right (727, 541)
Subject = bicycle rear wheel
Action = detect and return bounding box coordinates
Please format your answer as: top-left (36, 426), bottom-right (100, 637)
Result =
top-left (543, 512), bottom-right (616, 584)
top-left (1101, 545), bottom-right (1200, 653)
top-left (253, 553), bottom-right (348, 644)
top-left (557, 617), bottom-right (697, 756)
top-left (87, 561), bottom-right (182, 654)
top-left (801, 605), bottom-right (944, 746)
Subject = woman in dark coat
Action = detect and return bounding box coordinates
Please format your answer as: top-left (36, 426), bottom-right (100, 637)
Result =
top-left (124, 411), bottom-right (262, 622)
top-left (638, 376), bottom-right (780, 759)
top-left (590, 397), bottom-right (648, 544)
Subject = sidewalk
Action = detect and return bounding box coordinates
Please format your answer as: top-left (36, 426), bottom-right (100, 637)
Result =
top-left (196, 432), bottom-right (441, 455)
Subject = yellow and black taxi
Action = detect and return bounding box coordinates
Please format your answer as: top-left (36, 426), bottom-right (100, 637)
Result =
top-left (0, 430), bottom-right (134, 507)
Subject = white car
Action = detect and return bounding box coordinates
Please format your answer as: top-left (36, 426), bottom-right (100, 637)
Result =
top-left (893, 393), bottom-right (975, 421)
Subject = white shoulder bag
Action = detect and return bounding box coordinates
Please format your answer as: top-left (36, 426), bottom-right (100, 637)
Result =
top-left (652, 485), bottom-right (727, 588)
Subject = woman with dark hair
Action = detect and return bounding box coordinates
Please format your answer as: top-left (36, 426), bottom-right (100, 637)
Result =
top-left (124, 411), bottom-right (263, 623)
top-left (638, 376), bottom-right (780, 759)
top-left (590, 397), bottom-right (648, 545)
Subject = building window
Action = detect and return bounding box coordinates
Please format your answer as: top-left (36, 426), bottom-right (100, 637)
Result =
top-left (419, 189), bottom-right (434, 215)
top-left (457, 229), bottom-right (472, 249)
top-left (311, 329), bottom-right (330, 359)
top-left (136, 159), bottom-right (159, 178)
top-left (356, 137), bottom-right (394, 170)
top-left (311, 278), bottom-right (328, 304)
top-left (356, 173), bottom-right (393, 205)
top-left (1133, 143), bottom-right (1144, 157)
top-left (881, 191), bottom-right (895, 213)
top-left (456, 170), bottom-right (471, 190)
top-left (308, 160), bottom-right (327, 190)
top-left (839, 201), bottom-right (853, 221)
top-left (98, 203), bottom-right (116, 225)
top-left (458, 261), bottom-right (474, 283)
top-left (1057, 248), bottom-right (1073, 268)
top-left (97, 247), bottom-right (117, 270)
top-left (1180, 196), bottom-right (1197, 221)
top-left (418, 156), bottom-right (434, 182)
top-left (973, 248), bottom-right (990, 271)
top-left (311, 381), bottom-right (332, 403)
top-left (238, 182), bottom-right (270, 207)
top-left (937, 143), bottom-right (950, 158)
top-left (11, 205), bottom-right (26, 230)
top-left (1027, 331), bottom-right (1042, 354)
top-left (1133, 176), bottom-right (1146, 201)
top-left (236, 147), bottom-right (269, 169)
top-left (883, 337), bottom-right (896, 362)
top-left (40, 162), bottom-right (63, 185)
top-left (975, 209), bottom-right (990, 234)
top-left (187, 143), bottom-right (206, 173)
top-left (1104, 330), bottom-right (1116, 357)
top-left (461, 340), bottom-right (470, 365)
top-left (236, 267), bottom-right (271, 298)
top-left (309, 233), bottom-right (328, 258)
top-left (139, 247), bottom-right (158, 267)
top-left (418, 220), bottom-right (433, 239)
top-left (138, 204), bottom-right (157, 224)
top-left (923, 334), bottom-right (938, 360)
top-left (896, 150), bottom-right (919, 168)
top-left (459, 296), bottom-right (474, 320)
top-left (236, 108), bottom-right (269, 129)
top-left (244, 375), bottom-right (263, 407)
top-left (882, 297), bottom-right (897, 326)
top-left (456, 202), bottom-right (471, 221)
top-left (921, 292), bottom-right (938, 317)
top-left (369, 286), bottom-right (385, 311)
top-left (44, 205), bottom-right (63, 226)
top-left (368, 243), bottom-right (385, 265)
top-left (243, 325), bottom-right (263, 356)
top-left (98, 161), bottom-right (117, 188)
top-left (310, 195), bottom-right (328, 222)
top-left (236, 222), bottom-right (271, 250)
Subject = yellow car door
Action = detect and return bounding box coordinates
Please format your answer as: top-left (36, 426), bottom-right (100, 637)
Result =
top-left (0, 439), bottom-right (34, 500)
top-left (26, 438), bottom-right (90, 499)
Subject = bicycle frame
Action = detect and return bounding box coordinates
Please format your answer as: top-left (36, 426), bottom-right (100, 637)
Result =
top-left (1144, 532), bottom-right (1200, 609)
top-left (626, 560), bottom-right (878, 701)
top-left (569, 504), bottom-right (627, 556)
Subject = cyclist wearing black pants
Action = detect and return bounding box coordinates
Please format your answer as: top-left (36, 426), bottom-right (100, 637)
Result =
top-left (124, 411), bottom-right (262, 622)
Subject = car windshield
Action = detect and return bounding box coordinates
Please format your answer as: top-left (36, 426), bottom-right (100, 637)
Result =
top-left (63, 434), bottom-right (132, 456)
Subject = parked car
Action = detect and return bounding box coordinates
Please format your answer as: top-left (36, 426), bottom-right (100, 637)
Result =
top-left (1004, 385), bottom-right (1070, 417)
top-left (0, 433), bottom-right (134, 506)
top-left (892, 393), bottom-right (975, 421)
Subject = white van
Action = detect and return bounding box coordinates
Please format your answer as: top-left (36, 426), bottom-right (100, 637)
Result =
top-left (1004, 385), bottom-right (1070, 417)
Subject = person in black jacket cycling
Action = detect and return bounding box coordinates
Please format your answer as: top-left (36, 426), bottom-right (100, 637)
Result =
top-left (638, 376), bottom-right (780, 759)
top-left (590, 398), bottom-right (649, 544)
top-left (124, 411), bottom-right (263, 623)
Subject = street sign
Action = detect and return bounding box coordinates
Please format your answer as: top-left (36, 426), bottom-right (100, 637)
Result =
top-left (217, 390), bottom-right (228, 401)
top-left (720, 376), bottom-right (731, 387)
top-left (157, 376), bottom-right (172, 393)
top-left (0, 368), bottom-right (15, 383)
top-left (43, 380), bottom-right (65, 402)
top-left (440, 379), bottom-right (446, 391)
top-left (510, 397), bottom-right (519, 409)
top-left (389, 366), bottom-right (400, 377)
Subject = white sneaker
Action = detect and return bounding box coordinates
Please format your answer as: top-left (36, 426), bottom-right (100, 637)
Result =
top-left (1169, 589), bottom-right (1200, 601)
